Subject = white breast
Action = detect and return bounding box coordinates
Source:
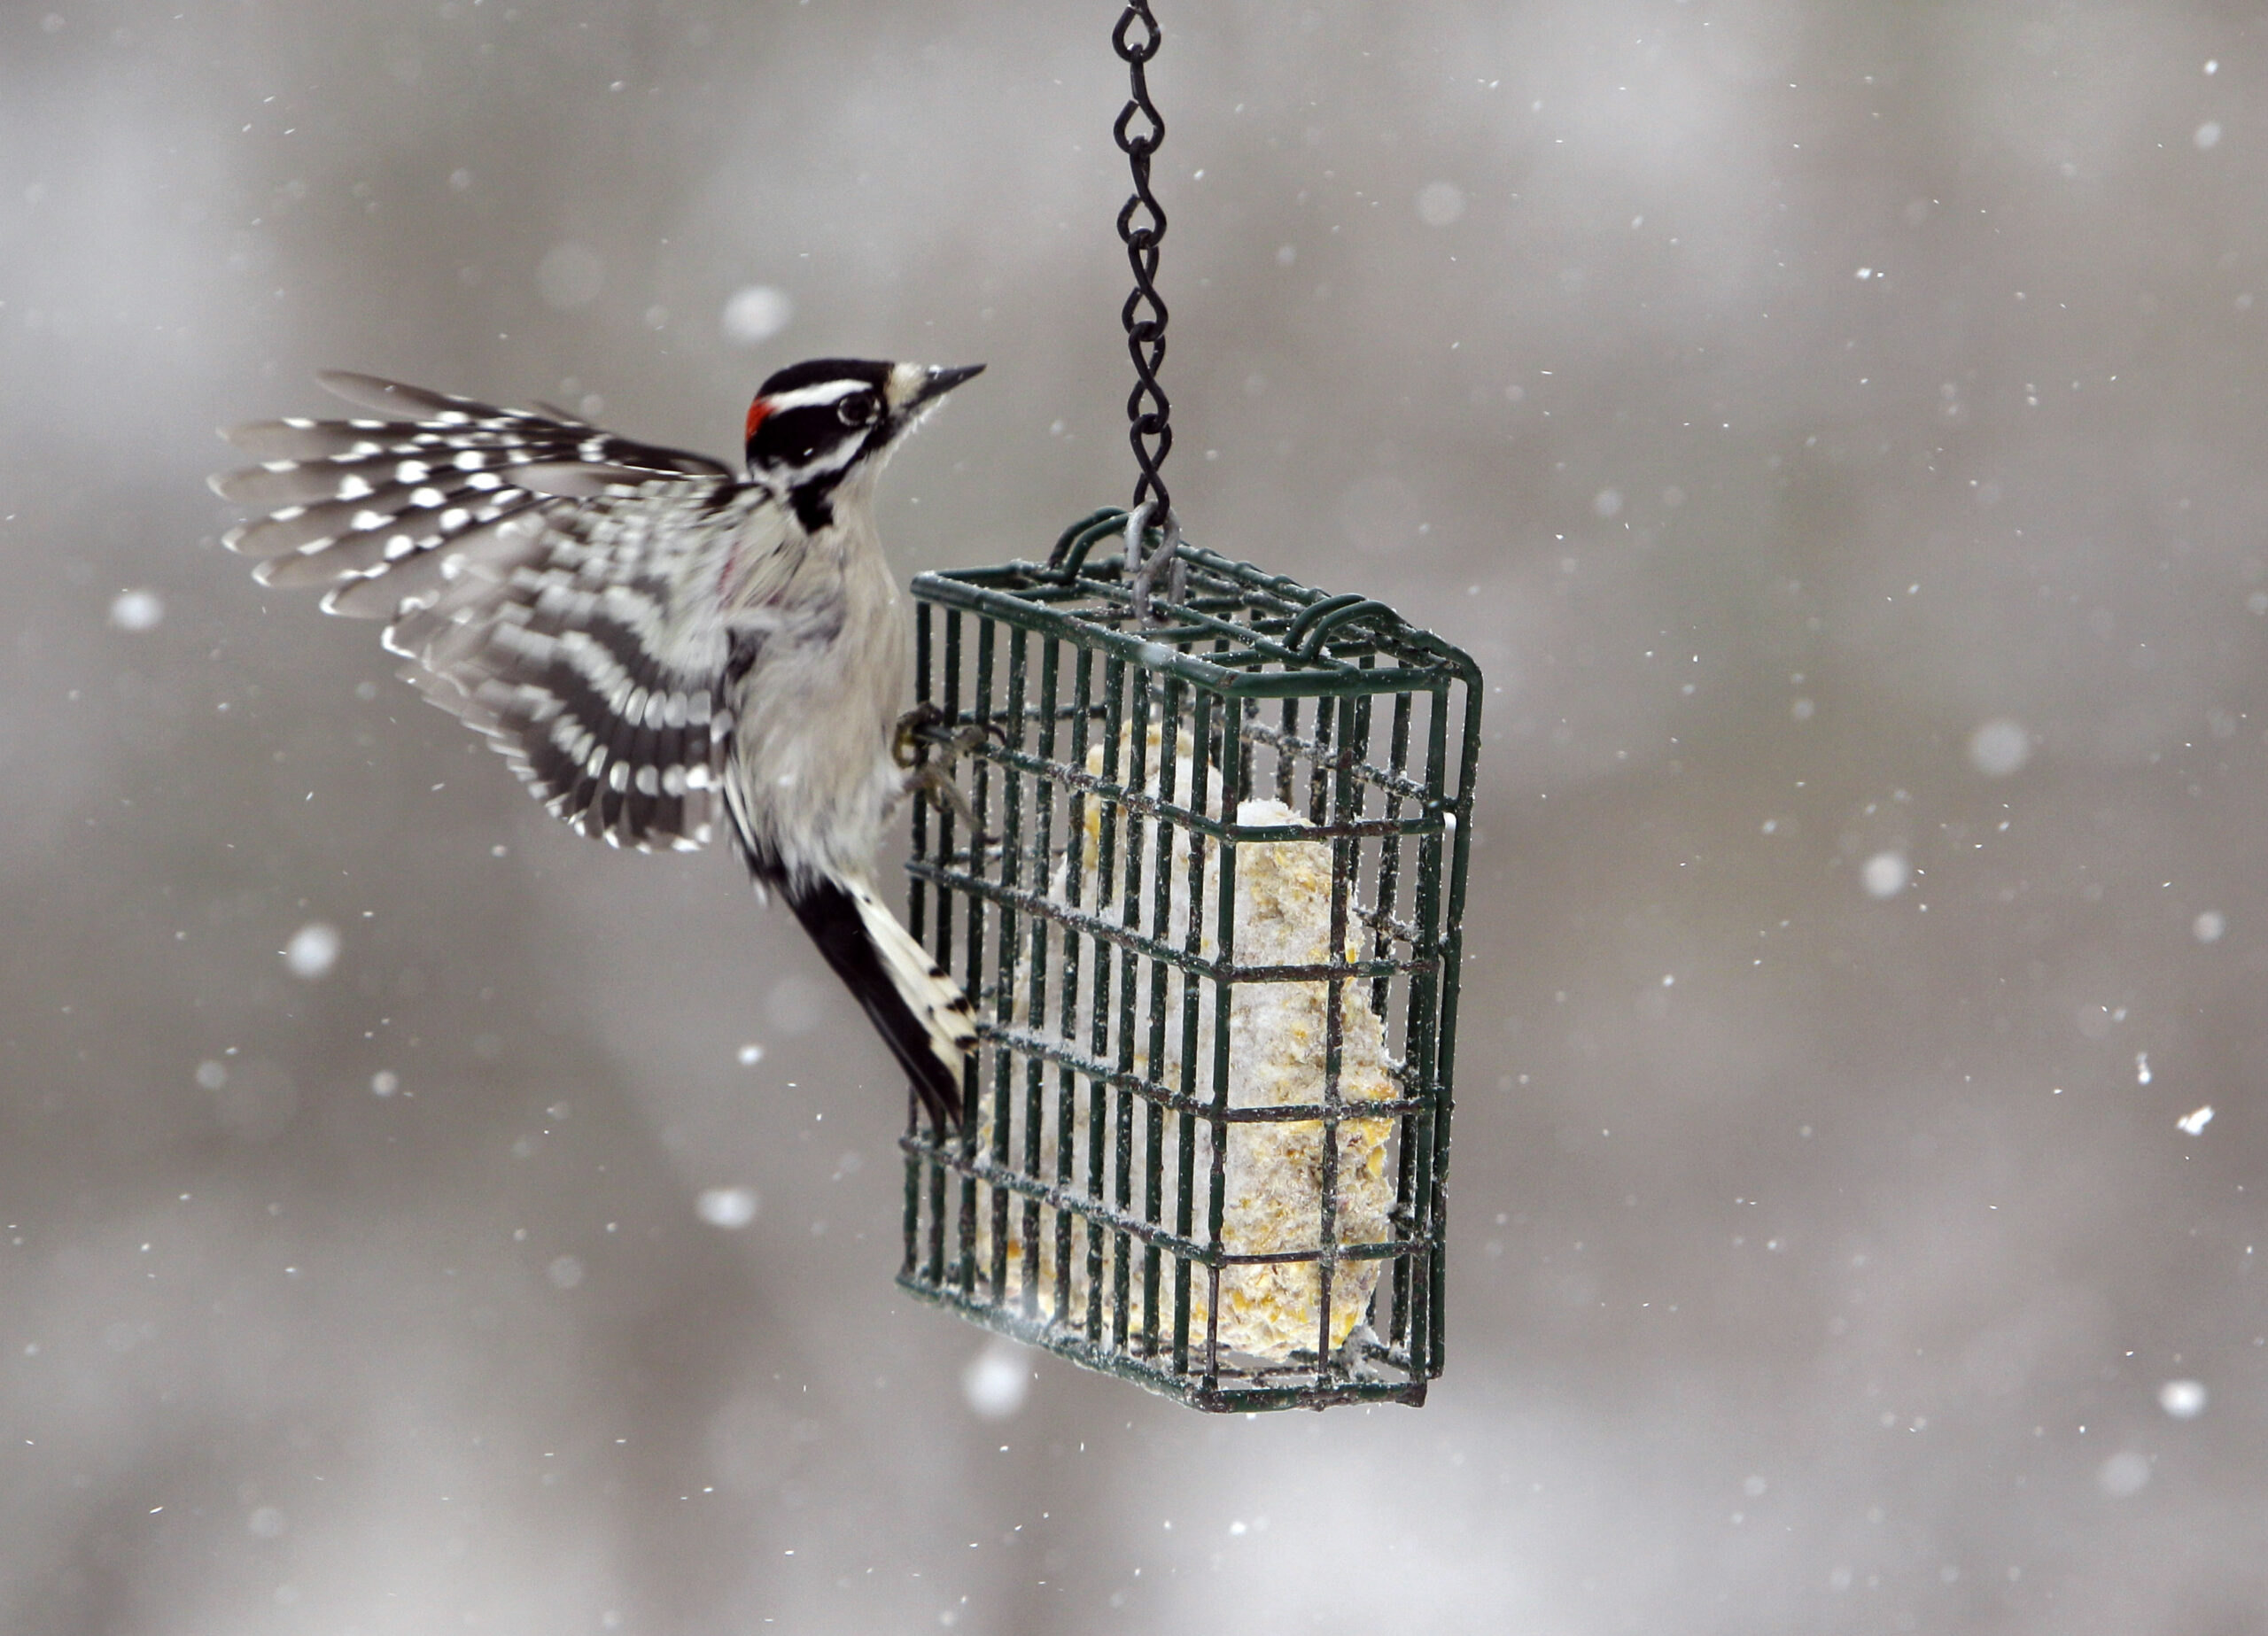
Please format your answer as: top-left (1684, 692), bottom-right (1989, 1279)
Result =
top-left (724, 508), bottom-right (910, 885)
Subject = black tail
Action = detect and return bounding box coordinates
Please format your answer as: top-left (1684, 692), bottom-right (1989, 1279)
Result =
top-left (781, 872), bottom-right (970, 1129)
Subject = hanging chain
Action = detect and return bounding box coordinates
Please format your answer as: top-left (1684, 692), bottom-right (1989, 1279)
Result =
top-left (1115, 2), bottom-right (1172, 526)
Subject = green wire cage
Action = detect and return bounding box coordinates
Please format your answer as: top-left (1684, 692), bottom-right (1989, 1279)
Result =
top-left (898, 508), bottom-right (1482, 1411)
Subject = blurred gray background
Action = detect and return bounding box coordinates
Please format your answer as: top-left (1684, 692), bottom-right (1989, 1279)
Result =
top-left (4, 1), bottom-right (2264, 1630)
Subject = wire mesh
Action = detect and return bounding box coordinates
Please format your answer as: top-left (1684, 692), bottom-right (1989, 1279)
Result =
top-left (900, 508), bottom-right (1481, 1411)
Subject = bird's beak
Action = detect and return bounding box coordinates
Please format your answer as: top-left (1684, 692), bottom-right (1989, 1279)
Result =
top-left (914, 362), bottom-right (986, 405)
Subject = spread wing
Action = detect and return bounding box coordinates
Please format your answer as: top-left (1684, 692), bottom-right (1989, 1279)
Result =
top-left (212, 371), bottom-right (779, 852)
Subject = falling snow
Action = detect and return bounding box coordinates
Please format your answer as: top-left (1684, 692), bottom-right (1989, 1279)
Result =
top-left (17, 8), bottom-right (2268, 1629)
top-left (2159, 1380), bottom-right (2208, 1418)
top-left (961, 1337), bottom-right (1032, 1420)
top-left (721, 284), bottom-right (794, 345)
top-left (695, 1187), bottom-right (760, 1229)
top-left (1416, 180), bottom-right (1466, 226)
top-left (1861, 851), bottom-right (1909, 899)
top-left (282, 922), bottom-right (340, 981)
top-left (107, 588), bottom-right (164, 632)
top-left (1968, 717), bottom-right (2030, 777)
top-left (2098, 1452), bottom-right (2152, 1498)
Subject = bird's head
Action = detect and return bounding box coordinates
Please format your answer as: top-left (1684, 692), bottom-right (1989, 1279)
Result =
top-left (742, 358), bottom-right (984, 529)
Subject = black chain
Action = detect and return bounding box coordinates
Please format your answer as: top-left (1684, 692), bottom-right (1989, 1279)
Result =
top-left (1115, 3), bottom-right (1171, 523)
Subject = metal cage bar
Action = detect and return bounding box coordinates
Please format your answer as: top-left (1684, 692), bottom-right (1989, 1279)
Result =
top-left (899, 510), bottom-right (1480, 1411)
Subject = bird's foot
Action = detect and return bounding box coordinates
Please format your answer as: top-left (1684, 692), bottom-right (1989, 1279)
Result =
top-left (904, 760), bottom-right (989, 837)
top-left (891, 702), bottom-right (945, 771)
top-left (892, 702), bottom-right (1006, 766)
top-left (894, 705), bottom-right (1007, 842)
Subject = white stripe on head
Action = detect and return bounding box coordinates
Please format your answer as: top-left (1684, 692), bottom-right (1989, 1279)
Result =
top-left (883, 361), bottom-right (929, 413)
top-left (773, 439), bottom-right (866, 489)
top-left (761, 378), bottom-right (869, 415)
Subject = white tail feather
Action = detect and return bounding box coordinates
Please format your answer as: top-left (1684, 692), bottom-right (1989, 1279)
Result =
top-left (844, 875), bottom-right (975, 1078)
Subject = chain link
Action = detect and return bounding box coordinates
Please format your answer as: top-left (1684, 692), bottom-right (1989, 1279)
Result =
top-left (1114, 3), bottom-right (1172, 525)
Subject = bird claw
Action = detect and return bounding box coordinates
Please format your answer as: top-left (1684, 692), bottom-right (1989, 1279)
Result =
top-left (894, 705), bottom-right (1008, 844)
top-left (892, 704), bottom-right (1007, 768)
top-left (893, 702), bottom-right (946, 770)
top-left (905, 762), bottom-right (991, 841)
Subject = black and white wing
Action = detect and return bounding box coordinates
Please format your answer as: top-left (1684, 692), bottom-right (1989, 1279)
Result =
top-left (212, 372), bottom-right (775, 852)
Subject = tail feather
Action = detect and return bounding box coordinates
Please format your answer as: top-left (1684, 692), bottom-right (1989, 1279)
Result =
top-left (782, 872), bottom-right (974, 1128)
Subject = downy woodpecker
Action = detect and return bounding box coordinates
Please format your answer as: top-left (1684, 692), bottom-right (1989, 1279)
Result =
top-left (210, 360), bottom-right (986, 1126)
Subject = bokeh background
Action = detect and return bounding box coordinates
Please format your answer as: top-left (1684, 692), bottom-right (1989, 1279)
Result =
top-left (4, 1), bottom-right (2266, 1630)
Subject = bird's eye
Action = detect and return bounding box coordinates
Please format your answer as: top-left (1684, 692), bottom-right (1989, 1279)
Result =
top-left (838, 392), bottom-right (881, 428)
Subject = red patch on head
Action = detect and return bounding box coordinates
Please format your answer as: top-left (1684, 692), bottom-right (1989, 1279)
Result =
top-left (743, 397), bottom-right (773, 442)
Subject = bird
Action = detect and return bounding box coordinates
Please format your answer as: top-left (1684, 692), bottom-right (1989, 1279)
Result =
top-left (208, 358), bottom-right (988, 1128)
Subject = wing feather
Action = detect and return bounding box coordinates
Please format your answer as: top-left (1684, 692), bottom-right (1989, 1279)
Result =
top-left (213, 374), bottom-right (773, 854)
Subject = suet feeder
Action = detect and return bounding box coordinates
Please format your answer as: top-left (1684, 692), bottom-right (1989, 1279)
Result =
top-left (895, 8), bottom-right (1483, 1410)
top-left (898, 512), bottom-right (1480, 1408)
